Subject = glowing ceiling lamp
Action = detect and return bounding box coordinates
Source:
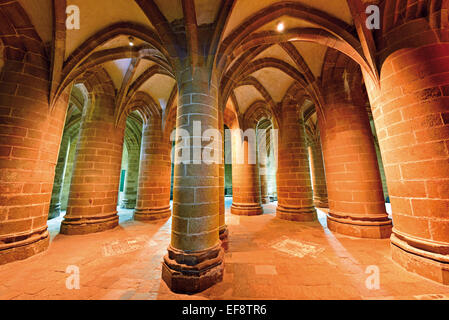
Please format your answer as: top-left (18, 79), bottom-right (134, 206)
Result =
top-left (277, 21), bottom-right (285, 32)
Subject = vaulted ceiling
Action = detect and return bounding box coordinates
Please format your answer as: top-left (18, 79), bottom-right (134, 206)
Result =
top-left (6, 0), bottom-right (374, 130)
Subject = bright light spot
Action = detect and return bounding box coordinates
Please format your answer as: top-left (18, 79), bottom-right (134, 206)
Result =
top-left (128, 36), bottom-right (134, 47)
top-left (159, 98), bottom-right (167, 110)
top-left (277, 22), bottom-right (285, 32)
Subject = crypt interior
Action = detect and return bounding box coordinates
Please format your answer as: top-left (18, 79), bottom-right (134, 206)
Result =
top-left (0, 0), bottom-right (449, 300)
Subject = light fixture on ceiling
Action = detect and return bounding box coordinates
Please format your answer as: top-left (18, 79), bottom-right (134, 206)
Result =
top-left (277, 21), bottom-right (285, 32)
top-left (128, 36), bottom-right (135, 47)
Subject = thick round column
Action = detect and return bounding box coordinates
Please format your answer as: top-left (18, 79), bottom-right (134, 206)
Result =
top-left (48, 132), bottom-right (70, 219)
top-left (162, 68), bottom-right (224, 293)
top-left (231, 128), bottom-right (263, 216)
top-left (319, 86), bottom-right (391, 239)
top-left (276, 101), bottom-right (316, 222)
top-left (61, 81), bottom-right (124, 235)
top-left (0, 59), bottom-right (68, 264)
top-left (257, 127), bottom-right (271, 204)
top-left (121, 145), bottom-right (140, 209)
top-left (259, 163), bottom-right (271, 204)
top-left (309, 138), bottom-right (329, 208)
top-left (266, 144), bottom-right (277, 200)
top-left (367, 43), bottom-right (449, 284)
top-left (134, 120), bottom-right (171, 221)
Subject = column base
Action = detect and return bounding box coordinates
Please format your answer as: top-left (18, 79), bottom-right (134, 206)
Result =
top-left (219, 225), bottom-right (229, 250)
top-left (48, 203), bottom-right (61, 220)
top-left (162, 244), bottom-right (224, 294)
top-left (231, 203), bottom-right (263, 216)
top-left (219, 225), bottom-right (229, 241)
top-left (276, 205), bottom-right (317, 222)
top-left (60, 213), bottom-right (119, 235)
top-left (120, 199), bottom-right (136, 209)
top-left (313, 198), bottom-right (329, 209)
top-left (134, 206), bottom-right (171, 222)
top-left (327, 211), bottom-right (392, 239)
top-left (391, 232), bottom-right (449, 285)
top-left (0, 228), bottom-right (49, 265)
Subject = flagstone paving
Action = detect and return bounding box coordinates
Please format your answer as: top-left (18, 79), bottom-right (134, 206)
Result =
top-left (0, 201), bottom-right (447, 300)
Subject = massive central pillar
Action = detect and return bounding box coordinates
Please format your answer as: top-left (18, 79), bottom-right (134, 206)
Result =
top-left (134, 117), bottom-right (171, 221)
top-left (61, 71), bottom-right (124, 235)
top-left (276, 98), bottom-right (316, 222)
top-left (162, 66), bottom-right (224, 293)
top-left (231, 127), bottom-right (263, 216)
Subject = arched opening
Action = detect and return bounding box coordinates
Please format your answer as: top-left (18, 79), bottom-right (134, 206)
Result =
top-left (47, 84), bottom-right (86, 237)
top-left (256, 118), bottom-right (277, 205)
top-left (117, 111), bottom-right (143, 223)
top-left (224, 125), bottom-right (232, 209)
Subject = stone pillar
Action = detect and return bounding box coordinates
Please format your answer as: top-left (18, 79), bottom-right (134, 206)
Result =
top-left (162, 67), bottom-right (224, 293)
top-left (258, 129), bottom-right (271, 204)
top-left (0, 58), bottom-right (68, 264)
top-left (62, 71), bottom-right (124, 235)
top-left (366, 43), bottom-right (449, 284)
top-left (134, 118), bottom-right (171, 221)
top-left (259, 165), bottom-right (271, 204)
top-left (231, 127), bottom-right (263, 216)
top-left (48, 131), bottom-right (70, 219)
top-left (121, 145), bottom-right (140, 209)
top-left (276, 100), bottom-right (316, 221)
top-left (308, 138), bottom-right (329, 208)
top-left (319, 76), bottom-right (391, 239)
top-left (266, 142), bottom-right (277, 200)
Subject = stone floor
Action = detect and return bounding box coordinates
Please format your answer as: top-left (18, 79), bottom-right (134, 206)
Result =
top-left (0, 199), bottom-right (448, 300)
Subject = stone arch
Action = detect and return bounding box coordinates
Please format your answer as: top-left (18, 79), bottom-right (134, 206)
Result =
top-left (217, 2), bottom-right (376, 83)
top-left (124, 113), bottom-right (143, 152)
top-left (76, 66), bottom-right (117, 118)
top-left (53, 22), bottom-right (172, 107)
top-left (122, 91), bottom-right (162, 127)
top-left (0, 1), bottom-right (46, 61)
top-left (64, 22), bottom-right (170, 77)
top-left (219, 52), bottom-right (322, 117)
top-left (223, 107), bottom-right (239, 130)
top-left (243, 100), bottom-right (277, 131)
